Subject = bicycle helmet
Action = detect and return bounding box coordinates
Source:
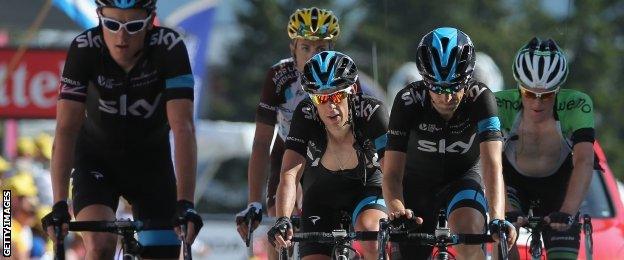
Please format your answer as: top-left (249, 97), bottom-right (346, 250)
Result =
top-left (513, 37), bottom-right (568, 90)
top-left (416, 27), bottom-right (476, 93)
top-left (301, 51), bottom-right (358, 94)
top-left (95, 0), bottom-right (156, 11)
top-left (287, 7), bottom-right (340, 41)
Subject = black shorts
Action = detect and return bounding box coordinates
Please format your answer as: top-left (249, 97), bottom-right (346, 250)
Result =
top-left (504, 153), bottom-right (581, 258)
top-left (71, 139), bottom-right (180, 258)
top-left (299, 187), bottom-right (386, 258)
top-left (400, 171), bottom-right (488, 259)
top-left (266, 136), bottom-right (285, 209)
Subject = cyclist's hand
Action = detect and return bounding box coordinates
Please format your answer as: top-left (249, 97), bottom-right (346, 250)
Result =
top-left (267, 217), bottom-right (293, 249)
top-left (41, 201), bottom-right (71, 244)
top-left (506, 210), bottom-right (527, 228)
top-left (235, 202), bottom-right (263, 241)
top-left (489, 219), bottom-right (516, 251)
top-left (173, 200), bottom-right (204, 245)
top-left (545, 211), bottom-right (573, 231)
top-left (388, 208), bottom-right (423, 225)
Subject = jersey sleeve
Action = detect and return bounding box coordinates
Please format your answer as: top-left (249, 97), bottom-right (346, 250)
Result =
top-left (469, 84), bottom-right (503, 142)
top-left (58, 36), bottom-right (91, 102)
top-left (386, 87), bottom-right (415, 152)
top-left (494, 89), bottom-right (521, 133)
top-left (161, 30), bottom-right (195, 101)
top-left (284, 99), bottom-right (317, 157)
top-left (363, 98), bottom-right (389, 158)
top-left (559, 91), bottom-right (595, 145)
top-left (255, 68), bottom-right (280, 126)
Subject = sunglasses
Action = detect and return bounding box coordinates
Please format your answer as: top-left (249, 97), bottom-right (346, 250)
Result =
top-left (519, 85), bottom-right (559, 100)
top-left (100, 14), bottom-right (152, 34)
top-left (428, 82), bottom-right (464, 94)
top-left (309, 89), bottom-right (350, 105)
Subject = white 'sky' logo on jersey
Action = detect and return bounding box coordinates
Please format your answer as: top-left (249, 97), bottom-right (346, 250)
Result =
top-left (76, 31), bottom-right (102, 48)
top-left (150, 29), bottom-right (183, 51)
top-left (98, 94), bottom-right (161, 118)
top-left (417, 133), bottom-right (476, 154)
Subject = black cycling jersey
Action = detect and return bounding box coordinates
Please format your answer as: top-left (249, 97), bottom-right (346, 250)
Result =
top-left (285, 94), bottom-right (389, 188)
top-left (58, 26), bottom-right (194, 151)
top-left (59, 25), bottom-right (194, 259)
top-left (386, 81), bottom-right (502, 184)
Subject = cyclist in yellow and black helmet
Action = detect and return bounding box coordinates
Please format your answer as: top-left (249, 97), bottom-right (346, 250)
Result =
top-left (235, 7), bottom-right (357, 259)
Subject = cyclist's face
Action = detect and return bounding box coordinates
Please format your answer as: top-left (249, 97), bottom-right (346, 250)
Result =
top-left (429, 88), bottom-right (465, 114)
top-left (100, 8), bottom-right (153, 66)
top-left (521, 87), bottom-right (556, 121)
top-left (314, 92), bottom-right (350, 130)
top-left (291, 39), bottom-right (332, 72)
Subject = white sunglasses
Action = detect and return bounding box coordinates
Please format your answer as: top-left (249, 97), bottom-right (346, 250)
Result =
top-left (100, 14), bottom-right (152, 34)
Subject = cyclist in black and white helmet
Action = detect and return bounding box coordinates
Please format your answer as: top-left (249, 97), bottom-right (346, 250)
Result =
top-left (496, 37), bottom-right (595, 259)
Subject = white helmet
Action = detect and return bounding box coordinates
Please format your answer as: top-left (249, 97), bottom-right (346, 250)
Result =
top-left (513, 37), bottom-right (568, 90)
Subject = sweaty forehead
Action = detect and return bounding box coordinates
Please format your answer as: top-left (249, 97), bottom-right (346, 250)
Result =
top-left (101, 7), bottom-right (149, 21)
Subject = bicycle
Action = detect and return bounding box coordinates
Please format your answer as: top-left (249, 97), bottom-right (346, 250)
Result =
top-left (53, 219), bottom-right (193, 260)
top-left (377, 209), bottom-right (507, 260)
top-left (277, 211), bottom-right (364, 260)
top-left (518, 201), bottom-right (593, 260)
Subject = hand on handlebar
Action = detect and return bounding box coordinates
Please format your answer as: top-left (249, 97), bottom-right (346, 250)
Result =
top-left (267, 217), bottom-right (293, 249)
top-left (489, 219), bottom-right (516, 251)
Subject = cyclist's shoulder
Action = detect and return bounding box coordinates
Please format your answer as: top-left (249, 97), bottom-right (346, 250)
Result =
top-left (464, 81), bottom-right (494, 102)
top-left (556, 89), bottom-right (593, 104)
top-left (147, 26), bottom-right (186, 52)
top-left (394, 81), bottom-right (428, 108)
top-left (69, 27), bottom-right (104, 51)
top-left (267, 57), bottom-right (299, 89)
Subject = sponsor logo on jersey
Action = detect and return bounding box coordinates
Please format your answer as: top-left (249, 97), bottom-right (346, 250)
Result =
top-left (466, 84), bottom-right (487, 99)
top-left (286, 136), bottom-right (305, 144)
top-left (98, 93), bottom-right (161, 118)
top-left (272, 65), bottom-right (299, 93)
top-left (97, 75), bottom-right (115, 89)
top-left (557, 97), bottom-right (592, 113)
top-left (388, 129), bottom-right (407, 137)
top-left (401, 87), bottom-right (426, 106)
top-left (309, 216), bottom-right (321, 225)
top-left (354, 99), bottom-right (380, 122)
top-left (76, 31), bottom-right (102, 48)
top-left (90, 171), bottom-right (104, 180)
top-left (416, 133), bottom-right (476, 154)
top-left (418, 123), bottom-right (442, 133)
top-left (258, 102), bottom-right (277, 112)
top-left (302, 105), bottom-right (318, 120)
top-left (150, 29), bottom-right (183, 51)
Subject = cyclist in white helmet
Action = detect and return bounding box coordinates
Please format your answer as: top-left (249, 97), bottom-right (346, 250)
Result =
top-left (495, 37), bottom-right (595, 259)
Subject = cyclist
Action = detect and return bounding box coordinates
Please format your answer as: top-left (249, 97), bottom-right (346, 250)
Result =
top-left (268, 51), bottom-right (388, 259)
top-left (383, 27), bottom-right (516, 259)
top-left (236, 6), bottom-right (344, 242)
top-left (40, 1), bottom-right (203, 258)
top-left (496, 37), bottom-right (595, 259)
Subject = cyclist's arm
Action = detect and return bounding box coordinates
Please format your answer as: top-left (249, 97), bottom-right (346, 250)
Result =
top-left (560, 142), bottom-right (594, 214)
top-left (275, 150), bottom-right (305, 217)
top-left (167, 99), bottom-right (197, 201)
top-left (480, 140), bottom-right (505, 219)
top-left (382, 151), bottom-right (407, 212)
top-left (51, 100), bottom-right (85, 202)
top-left (248, 122), bottom-right (275, 203)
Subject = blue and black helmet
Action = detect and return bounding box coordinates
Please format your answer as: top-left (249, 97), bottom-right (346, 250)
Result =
top-left (416, 27), bottom-right (476, 93)
top-left (95, 0), bottom-right (156, 11)
top-left (301, 51), bottom-right (358, 94)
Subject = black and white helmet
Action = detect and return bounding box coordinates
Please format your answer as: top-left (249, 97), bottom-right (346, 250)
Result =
top-left (513, 37), bottom-right (568, 90)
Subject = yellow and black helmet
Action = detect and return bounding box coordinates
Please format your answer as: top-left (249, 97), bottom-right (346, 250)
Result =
top-left (287, 7), bottom-right (340, 41)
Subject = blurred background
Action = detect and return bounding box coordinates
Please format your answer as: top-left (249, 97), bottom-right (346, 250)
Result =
top-left (1, 0), bottom-right (623, 259)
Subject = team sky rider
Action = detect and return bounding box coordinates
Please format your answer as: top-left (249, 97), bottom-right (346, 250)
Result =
top-left (268, 51), bottom-right (388, 259)
top-left (382, 27), bottom-right (517, 259)
top-left (496, 38), bottom-right (595, 260)
top-left (236, 7), bottom-right (342, 239)
top-left (41, 0), bottom-right (203, 258)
